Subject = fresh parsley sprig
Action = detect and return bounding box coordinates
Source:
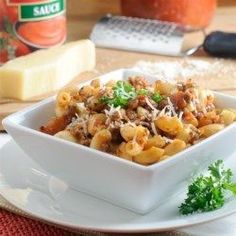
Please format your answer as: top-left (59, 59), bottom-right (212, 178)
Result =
top-left (179, 160), bottom-right (236, 215)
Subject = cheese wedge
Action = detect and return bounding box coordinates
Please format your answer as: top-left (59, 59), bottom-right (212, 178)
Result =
top-left (0, 40), bottom-right (96, 100)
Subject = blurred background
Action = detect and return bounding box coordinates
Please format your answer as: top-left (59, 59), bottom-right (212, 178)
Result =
top-left (67, 0), bottom-right (236, 40)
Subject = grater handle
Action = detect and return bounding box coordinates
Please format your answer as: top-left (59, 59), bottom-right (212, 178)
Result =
top-left (203, 31), bottom-right (236, 58)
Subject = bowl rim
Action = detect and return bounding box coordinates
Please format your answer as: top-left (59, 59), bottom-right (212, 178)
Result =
top-left (2, 69), bottom-right (236, 172)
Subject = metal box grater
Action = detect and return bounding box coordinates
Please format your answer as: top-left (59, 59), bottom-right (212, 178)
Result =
top-left (90, 15), bottom-right (186, 56)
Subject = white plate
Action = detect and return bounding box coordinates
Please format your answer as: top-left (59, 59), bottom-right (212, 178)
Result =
top-left (3, 68), bottom-right (236, 214)
top-left (1, 139), bottom-right (236, 233)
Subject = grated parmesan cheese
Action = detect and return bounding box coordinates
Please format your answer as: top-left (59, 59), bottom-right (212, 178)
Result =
top-left (151, 109), bottom-right (159, 121)
top-left (68, 114), bottom-right (89, 134)
top-left (76, 102), bottom-right (87, 113)
top-left (163, 136), bottom-right (174, 144)
top-left (158, 107), bottom-right (166, 118)
top-left (151, 122), bottom-right (158, 136)
top-left (145, 97), bottom-right (157, 111)
top-left (104, 105), bottom-right (122, 118)
top-left (133, 59), bottom-right (222, 81)
top-left (178, 111), bottom-right (184, 121)
top-left (167, 97), bottom-right (177, 116)
top-left (125, 120), bottom-right (137, 127)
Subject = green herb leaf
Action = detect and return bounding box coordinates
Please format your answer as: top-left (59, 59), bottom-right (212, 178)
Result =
top-left (152, 92), bottom-right (163, 103)
top-left (179, 160), bottom-right (236, 215)
top-left (100, 96), bottom-right (110, 104)
top-left (224, 183), bottom-right (236, 196)
top-left (137, 89), bottom-right (148, 96)
top-left (100, 81), bottom-right (136, 107)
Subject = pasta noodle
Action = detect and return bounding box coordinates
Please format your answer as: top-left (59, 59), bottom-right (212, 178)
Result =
top-left (125, 140), bottom-right (143, 156)
top-left (40, 76), bottom-right (236, 166)
top-left (144, 135), bottom-right (166, 150)
top-left (164, 139), bottom-right (186, 156)
top-left (220, 109), bottom-right (236, 125)
top-left (155, 116), bottom-right (183, 136)
top-left (55, 130), bottom-right (77, 143)
top-left (90, 129), bottom-right (112, 151)
top-left (88, 114), bottom-right (107, 135)
top-left (199, 124), bottom-right (225, 138)
top-left (134, 147), bottom-right (164, 165)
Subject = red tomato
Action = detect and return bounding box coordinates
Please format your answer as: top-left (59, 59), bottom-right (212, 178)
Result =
top-left (0, 32), bottom-right (31, 63)
top-left (0, 32), bottom-right (8, 64)
top-left (5, 4), bottom-right (18, 23)
top-left (0, 0), bottom-right (7, 29)
top-left (0, 49), bottom-right (8, 64)
top-left (10, 38), bottom-right (31, 57)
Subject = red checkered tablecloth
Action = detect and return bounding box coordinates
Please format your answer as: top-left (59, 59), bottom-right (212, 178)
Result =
top-left (0, 209), bottom-right (75, 236)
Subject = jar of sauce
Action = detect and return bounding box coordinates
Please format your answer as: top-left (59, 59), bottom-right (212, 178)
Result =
top-left (0, 0), bottom-right (66, 64)
top-left (121, 0), bottom-right (216, 29)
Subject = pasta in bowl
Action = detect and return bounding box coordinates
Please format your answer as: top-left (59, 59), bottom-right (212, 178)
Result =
top-left (3, 69), bottom-right (236, 214)
top-left (40, 75), bottom-right (236, 166)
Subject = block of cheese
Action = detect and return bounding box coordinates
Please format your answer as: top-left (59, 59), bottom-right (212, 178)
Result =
top-left (0, 40), bottom-right (96, 100)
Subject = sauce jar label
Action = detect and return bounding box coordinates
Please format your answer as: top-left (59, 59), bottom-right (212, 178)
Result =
top-left (18, 0), bottom-right (65, 21)
top-left (0, 0), bottom-right (67, 64)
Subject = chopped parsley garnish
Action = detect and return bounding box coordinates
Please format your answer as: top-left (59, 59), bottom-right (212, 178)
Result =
top-left (100, 81), bottom-right (136, 107)
top-left (137, 89), bottom-right (148, 96)
top-left (152, 92), bottom-right (163, 103)
top-left (179, 160), bottom-right (236, 215)
top-left (100, 81), bottom-right (163, 108)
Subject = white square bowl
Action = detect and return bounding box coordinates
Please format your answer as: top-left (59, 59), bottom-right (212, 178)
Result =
top-left (3, 69), bottom-right (236, 214)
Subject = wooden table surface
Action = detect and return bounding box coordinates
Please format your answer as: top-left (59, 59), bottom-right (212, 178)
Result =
top-left (1, 1), bottom-right (236, 129)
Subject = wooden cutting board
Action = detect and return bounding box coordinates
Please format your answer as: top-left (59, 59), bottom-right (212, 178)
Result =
top-left (1, 48), bottom-right (236, 131)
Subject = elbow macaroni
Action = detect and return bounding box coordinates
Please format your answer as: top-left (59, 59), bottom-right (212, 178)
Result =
top-left (88, 114), bottom-right (107, 136)
top-left (155, 116), bottom-right (183, 136)
top-left (90, 129), bottom-right (112, 151)
top-left (55, 130), bottom-right (77, 143)
top-left (40, 77), bottom-right (236, 166)
top-left (134, 147), bottom-right (164, 165)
